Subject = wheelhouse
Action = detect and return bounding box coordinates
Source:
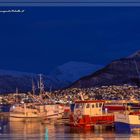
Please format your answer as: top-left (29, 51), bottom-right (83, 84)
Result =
top-left (74, 100), bottom-right (105, 116)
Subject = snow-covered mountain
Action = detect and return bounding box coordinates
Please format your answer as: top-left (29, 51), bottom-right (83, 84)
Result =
top-left (71, 51), bottom-right (140, 88)
top-left (0, 62), bottom-right (102, 93)
top-left (2, 49), bottom-right (140, 93)
top-left (47, 61), bottom-right (102, 89)
top-left (0, 69), bottom-right (37, 93)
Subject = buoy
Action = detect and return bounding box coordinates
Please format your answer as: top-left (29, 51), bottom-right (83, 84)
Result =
top-left (45, 128), bottom-right (48, 140)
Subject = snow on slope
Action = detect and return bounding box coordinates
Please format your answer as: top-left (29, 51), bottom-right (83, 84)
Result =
top-left (48, 61), bottom-right (103, 89)
top-left (127, 50), bottom-right (140, 58)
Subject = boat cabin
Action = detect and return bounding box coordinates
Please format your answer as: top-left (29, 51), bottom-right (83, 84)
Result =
top-left (74, 100), bottom-right (104, 116)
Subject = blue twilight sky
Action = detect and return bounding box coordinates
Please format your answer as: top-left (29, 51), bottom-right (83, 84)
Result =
top-left (0, 7), bottom-right (140, 74)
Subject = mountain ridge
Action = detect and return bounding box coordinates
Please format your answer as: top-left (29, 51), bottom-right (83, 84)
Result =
top-left (47, 61), bottom-right (103, 90)
top-left (0, 61), bottom-right (103, 93)
top-left (71, 51), bottom-right (140, 88)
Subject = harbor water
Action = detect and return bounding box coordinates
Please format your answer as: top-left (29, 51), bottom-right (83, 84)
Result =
top-left (0, 119), bottom-right (140, 140)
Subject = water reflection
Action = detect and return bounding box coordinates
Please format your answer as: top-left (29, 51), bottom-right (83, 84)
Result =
top-left (0, 119), bottom-right (8, 134)
top-left (10, 122), bottom-right (45, 139)
top-left (0, 119), bottom-right (139, 140)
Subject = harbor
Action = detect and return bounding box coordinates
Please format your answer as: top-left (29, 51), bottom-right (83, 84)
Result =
top-left (1, 6), bottom-right (140, 140)
top-left (0, 118), bottom-right (140, 140)
top-left (1, 84), bottom-right (140, 139)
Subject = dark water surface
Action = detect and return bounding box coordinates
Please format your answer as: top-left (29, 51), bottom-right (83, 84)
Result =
top-left (0, 119), bottom-right (140, 140)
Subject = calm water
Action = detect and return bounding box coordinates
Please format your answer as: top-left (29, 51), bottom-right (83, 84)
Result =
top-left (0, 119), bottom-right (140, 140)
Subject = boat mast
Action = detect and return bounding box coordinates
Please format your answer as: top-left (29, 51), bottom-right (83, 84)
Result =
top-left (16, 87), bottom-right (18, 94)
top-left (32, 79), bottom-right (35, 95)
top-left (38, 74), bottom-right (44, 95)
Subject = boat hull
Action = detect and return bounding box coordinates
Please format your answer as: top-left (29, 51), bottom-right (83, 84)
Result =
top-left (9, 116), bottom-right (42, 122)
top-left (115, 113), bottom-right (140, 133)
top-left (9, 113), bottom-right (44, 122)
top-left (115, 122), bottom-right (140, 133)
top-left (10, 112), bottom-right (63, 122)
top-left (70, 114), bottom-right (114, 129)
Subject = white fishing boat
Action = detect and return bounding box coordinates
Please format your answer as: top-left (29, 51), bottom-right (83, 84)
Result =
top-left (9, 74), bottom-right (65, 122)
top-left (114, 112), bottom-right (140, 133)
top-left (9, 103), bottom-right (65, 122)
top-left (10, 103), bottom-right (44, 122)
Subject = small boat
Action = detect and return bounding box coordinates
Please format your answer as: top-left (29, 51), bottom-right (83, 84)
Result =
top-left (114, 112), bottom-right (140, 133)
top-left (69, 100), bottom-right (114, 129)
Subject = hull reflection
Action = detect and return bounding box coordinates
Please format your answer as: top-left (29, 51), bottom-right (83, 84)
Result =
top-left (0, 119), bottom-right (139, 140)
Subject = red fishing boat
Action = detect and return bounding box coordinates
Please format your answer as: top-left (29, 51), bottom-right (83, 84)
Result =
top-left (69, 100), bottom-right (114, 129)
top-left (104, 100), bottom-right (140, 112)
top-left (104, 101), bottom-right (126, 111)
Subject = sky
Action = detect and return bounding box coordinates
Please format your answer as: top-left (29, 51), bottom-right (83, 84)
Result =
top-left (0, 7), bottom-right (140, 74)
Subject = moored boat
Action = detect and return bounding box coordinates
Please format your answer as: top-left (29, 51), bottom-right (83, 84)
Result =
top-left (10, 104), bottom-right (46, 122)
top-left (69, 100), bottom-right (114, 129)
top-left (10, 103), bottom-right (65, 122)
top-left (104, 101), bottom-right (126, 111)
top-left (114, 112), bottom-right (140, 133)
top-left (42, 104), bottom-right (65, 123)
top-left (104, 100), bottom-right (140, 112)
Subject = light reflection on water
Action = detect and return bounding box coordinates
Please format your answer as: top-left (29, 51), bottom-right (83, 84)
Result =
top-left (0, 119), bottom-right (140, 140)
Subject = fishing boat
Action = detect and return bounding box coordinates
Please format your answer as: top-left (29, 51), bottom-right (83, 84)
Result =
top-left (114, 111), bottom-right (140, 133)
top-left (69, 100), bottom-right (114, 129)
top-left (9, 103), bottom-right (64, 122)
top-left (9, 74), bottom-right (66, 122)
top-left (42, 104), bottom-right (65, 123)
top-left (104, 101), bottom-right (126, 111)
top-left (104, 100), bottom-right (140, 112)
top-left (10, 103), bottom-right (45, 122)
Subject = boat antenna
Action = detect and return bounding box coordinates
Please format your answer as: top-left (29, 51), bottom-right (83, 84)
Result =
top-left (38, 74), bottom-right (44, 95)
top-left (16, 87), bottom-right (18, 94)
top-left (32, 79), bottom-right (35, 95)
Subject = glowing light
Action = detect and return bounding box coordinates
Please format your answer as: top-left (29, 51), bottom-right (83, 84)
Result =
top-left (12, 106), bottom-right (15, 109)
